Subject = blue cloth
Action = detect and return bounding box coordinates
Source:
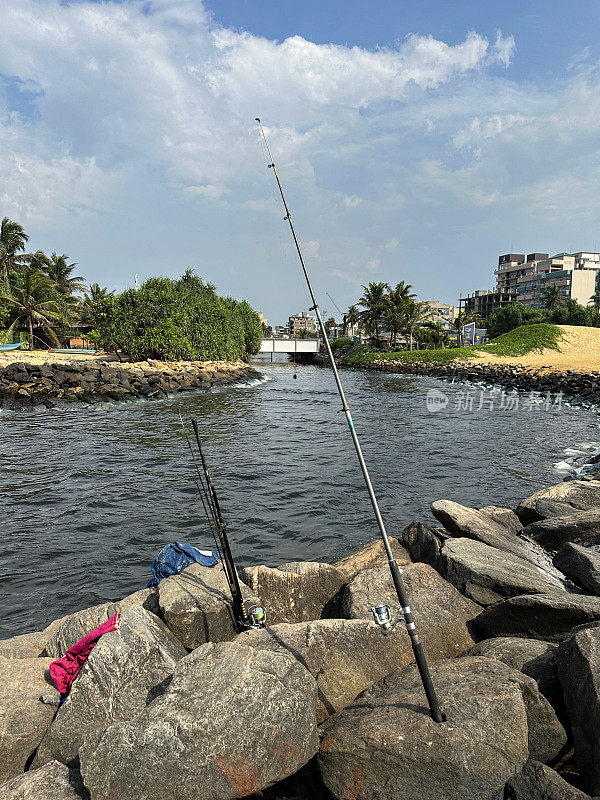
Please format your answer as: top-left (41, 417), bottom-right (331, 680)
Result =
top-left (146, 542), bottom-right (219, 587)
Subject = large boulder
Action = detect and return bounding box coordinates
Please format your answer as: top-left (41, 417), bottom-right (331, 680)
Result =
top-left (34, 607), bottom-right (186, 768)
top-left (401, 521), bottom-right (449, 572)
top-left (505, 760), bottom-right (594, 800)
top-left (0, 657), bottom-right (60, 782)
top-left (479, 505), bottom-right (523, 534)
top-left (526, 510), bottom-right (600, 552)
top-left (341, 562), bottom-right (480, 658)
top-left (557, 622), bottom-right (600, 795)
top-left (554, 543), bottom-right (600, 595)
top-left (461, 637), bottom-right (561, 711)
top-left (80, 642), bottom-right (318, 800)
top-left (319, 656), bottom-right (560, 800)
top-left (475, 594), bottom-right (600, 643)
top-left (237, 618), bottom-right (421, 723)
top-left (0, 761), bottom-right (79, 800)
top-left (0, 631), bottom-right (48, 660)
top-left (45, 588), bottom-right (158, 658)
top-left (158, 562), bottom-right (259, 649)
top-left (440, 537), bottom-right (568, 606)
top-left (431, 500), bottom-right (564, 576)
top-left (333, 537), bottom-right (410, 582)
top-left (516, 480), bottom-right (600, 524)
top-left (240, 562), bottom-right (345, 624)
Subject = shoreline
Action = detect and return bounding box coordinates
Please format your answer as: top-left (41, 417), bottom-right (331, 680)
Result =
top-left (0, 357), bottom-right (261, 409)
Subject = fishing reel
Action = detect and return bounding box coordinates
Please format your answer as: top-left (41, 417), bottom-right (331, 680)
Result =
top-left (369, 604), bottom-right (403, 636)
top-left (246, 606), bottom-right (267, 629)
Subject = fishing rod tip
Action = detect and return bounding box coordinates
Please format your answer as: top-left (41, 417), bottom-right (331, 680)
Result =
top-left (255, 117), bottom-right (260, 122)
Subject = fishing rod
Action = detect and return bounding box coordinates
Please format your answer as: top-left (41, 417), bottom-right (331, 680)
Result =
top-left (190, 419), bottom-right (266, 631)
top-left (256, 118), bottom-right (444, 723)
top-left (179, 412), bottom-right (266, 631)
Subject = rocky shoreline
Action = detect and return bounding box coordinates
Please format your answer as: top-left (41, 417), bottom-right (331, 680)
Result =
top-left (0, 359), bottom-right (261, 410)
top-left (343, 357), bottom-right (600, 405)
top-left (4, 477), bottom-right (600, 798)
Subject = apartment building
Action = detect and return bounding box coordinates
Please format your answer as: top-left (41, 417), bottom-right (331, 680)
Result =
top-left (424, 300), bottom-right (456, 328)
top-left (288, 311), bottom-right (317, 336)
top-left (459, 288), bottom-right (516, 320)
top-left (516, 252), bottom-right (600, 307)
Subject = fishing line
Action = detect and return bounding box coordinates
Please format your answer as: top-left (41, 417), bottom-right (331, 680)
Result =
top-left (255, 117), bottom-right (444, 724)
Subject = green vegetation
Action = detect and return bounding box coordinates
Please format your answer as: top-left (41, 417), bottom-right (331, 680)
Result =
top-left (91, 271), bottom-right (262, 362)
top-left (485, 300), bottom-right (600, 338)
top-left (340, 323), bottom-right (563, 366)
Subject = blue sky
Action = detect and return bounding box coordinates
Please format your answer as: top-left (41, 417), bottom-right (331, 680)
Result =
top-left (1, 0), bottom-right (599, 324)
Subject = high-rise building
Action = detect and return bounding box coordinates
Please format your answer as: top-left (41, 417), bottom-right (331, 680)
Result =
top-left (288, 311), bottom-right (317, 336)
top-left (516, 252), bottom-right (600, 307)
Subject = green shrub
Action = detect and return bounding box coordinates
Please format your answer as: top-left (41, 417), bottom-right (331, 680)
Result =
top-left (91, 271), bottom-right (262, 362)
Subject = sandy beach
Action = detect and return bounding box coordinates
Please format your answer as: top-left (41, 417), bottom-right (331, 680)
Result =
top-left (466, 325), bottom-right (600, 372)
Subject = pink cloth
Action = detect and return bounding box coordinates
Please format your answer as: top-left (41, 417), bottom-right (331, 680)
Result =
top-left (49, 613), bottom-right (121, 696)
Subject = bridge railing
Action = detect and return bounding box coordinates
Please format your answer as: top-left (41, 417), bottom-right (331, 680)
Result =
top-left (259, 338), bottom-right (321, 354)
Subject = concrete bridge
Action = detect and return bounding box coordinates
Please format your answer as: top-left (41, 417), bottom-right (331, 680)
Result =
top-left (259, 338), bottom-right (320, 354)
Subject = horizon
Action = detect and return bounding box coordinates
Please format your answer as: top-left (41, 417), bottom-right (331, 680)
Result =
top-left (2, 0), bottom-right (599, 325)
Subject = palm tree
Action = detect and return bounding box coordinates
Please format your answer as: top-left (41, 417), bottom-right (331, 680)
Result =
top-left (358, 282), bottom-right (389, 347)
top-left (382, 282), bottom-right (417, 348)
top-left (44, 253), bottom-right (86, 298)
top-left (0, 217), bottom-right (29, 290)
top-left (454, 310), bottom-right (481, 346)
top-left (0, 271), bottom-right (63, 349)
top-left (81, 283), bottom-right (114, 327)
top-left (345, 304), bottom-right (360, 337)
top-left (402, 299), bottom-right (432, 350)
top-left (19, 249), bottom-right (51, 275)
top-left (590, 290), bottom-right (600, 310)
top-left (543, 284), bottom-right (566, 310)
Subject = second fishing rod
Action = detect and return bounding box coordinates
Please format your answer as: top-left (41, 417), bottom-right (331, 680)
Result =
top-left (256, 117), bottom-right (444, 724)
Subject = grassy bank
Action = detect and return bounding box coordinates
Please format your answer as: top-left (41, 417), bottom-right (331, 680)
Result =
top-left (340, 323), bottom-right (564, 366)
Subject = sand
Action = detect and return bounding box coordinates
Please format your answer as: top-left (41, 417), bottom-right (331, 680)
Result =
top-left (467, 325), bottom-right (600, 372)
top-left (0, 349), bottom-right (117, 367)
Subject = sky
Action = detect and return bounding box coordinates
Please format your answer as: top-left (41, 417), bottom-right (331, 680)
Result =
top-left (1, 1), bottom-right (599, 324)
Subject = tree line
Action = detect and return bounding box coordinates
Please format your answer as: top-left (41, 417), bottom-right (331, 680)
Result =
top-left (0, 217), bottom-right (262, 361)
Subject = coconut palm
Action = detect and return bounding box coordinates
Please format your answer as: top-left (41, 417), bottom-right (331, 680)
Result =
top-left (44, 253), bottom-right (86, 298)
top-left (0, 271), bottom-right (63, 349)
top-left (543, 284), bottom-right (567, 310)
top-left (402, 299), bottom-right (432, 350)
top-left (590, 290), bottom-right (600, 310)
top-left (358, 282), bottom-right (389, 347)
top-left (382, 282), bottom-right (417, 348)
top-left (453, 310), bottom-right (481, 346)
top-left (345, 304), bottom-right (360, 337)
top-left (0, 217), bottom-right (29, 290)
top-left (19, 249), bottom-right (51, 275)
top-left (80, 283), bottom-right (115, 326)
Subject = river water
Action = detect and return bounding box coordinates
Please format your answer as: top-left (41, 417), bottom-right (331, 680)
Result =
top-left (1, 358), bottom-right (599, 637)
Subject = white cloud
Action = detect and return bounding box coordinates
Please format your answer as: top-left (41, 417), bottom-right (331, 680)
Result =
top-left (303, 240), bottom-right (320, 256)
top-left (367, 257), bottom-right (381, 270)
top-left (343, 195), bottom-right (363, 208)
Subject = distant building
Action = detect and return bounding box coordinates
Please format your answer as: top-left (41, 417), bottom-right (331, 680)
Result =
top-left (423, 300), bottom-right (456, 329)
top-left (288, 311), bottom-right (317, 336)
top-left (516, 252), bottom-right (600, 307)
top-left (258, 311), bottom-right (269, 328)
top-left (273, 325), bottom-right (289, 338)
top-left (460, 249), bottom-right (600, 318)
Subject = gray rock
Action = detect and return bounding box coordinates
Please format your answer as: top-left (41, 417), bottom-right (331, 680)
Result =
top-left (557, 622), bottom-right (600, 794)
top-left (341, 562), bottom-right (480, 659)
top-left (431, 499), bottom-right (528, 557)
top-left (34, 607), bottom-right (186, 768)
top-left (505, 760), bottom-right (594, 800)
top-left (440, 537), bottom-right (567, 606)
top-left (319, 657), bottom-right (547, 800)
top-left (0, 657), bottom-right (60, 782)
top-left (158, 562), bottom-right (259, 649)
top-left (0, 631), bottom-right (48, 660)
top-left (401, 521), bottom-right (449, 571)
top-left (45, 587), bottom-right (159, 659)
top-left (516, 480), bottom-right (600, 524)
top-left (554, 543), bottom-right (600, 595)
top-left (237, 617), bottom-right (424, 723)
top-left (80, 642), bottom-right (318, 800)
top-left (526, 510), bottom-right (600, 552)
top-left (479, 505), bottom-right (523, 535)
top-left (475, 594), bottom-right (600, 643)
top-left (460, 637), bottom-right (561, 710)
top-left (333, 537), bottom-right (410, 582)
top-left (240, 562), bottom-right (345, 625)
top-left (0, 761), bottom-right (78, 800)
